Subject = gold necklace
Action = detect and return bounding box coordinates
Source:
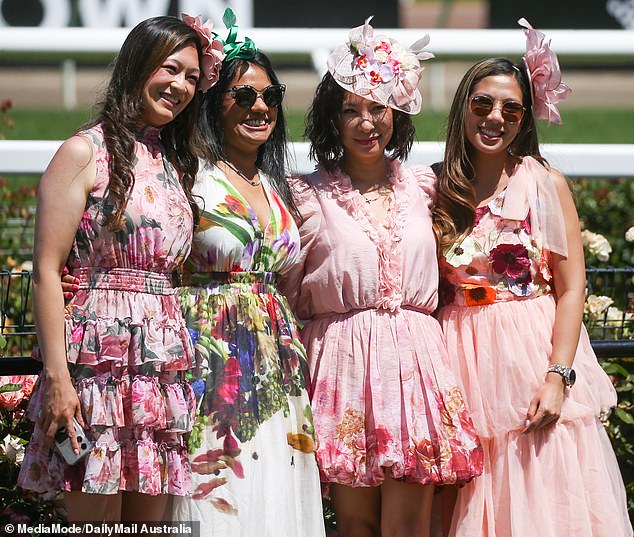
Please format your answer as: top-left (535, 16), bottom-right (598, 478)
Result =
top-left (223, 160), bottom-right (261, 187)
top-left (356, 183), bottom-right (392, 204)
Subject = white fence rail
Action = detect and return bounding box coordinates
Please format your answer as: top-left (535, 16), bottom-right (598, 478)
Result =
top-left (1, 140), bottom-right (633, 178)
top-left (2, 27), bottom-right (634, 56)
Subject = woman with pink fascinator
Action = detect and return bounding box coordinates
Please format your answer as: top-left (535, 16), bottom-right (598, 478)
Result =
top-left (281, 18), bottom-right (483, 537)
top-left (432, 19), bottom-right (632, 536)
top-left (18, 15), bottom-right (222, 522)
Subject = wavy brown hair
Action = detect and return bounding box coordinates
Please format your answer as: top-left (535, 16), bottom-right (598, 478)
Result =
top-left (305, 72), bottom-right (416, 173)
top-left (433, 57), bottom-right (543, 252)
top-left (88, 16), bottom-right (204, 229)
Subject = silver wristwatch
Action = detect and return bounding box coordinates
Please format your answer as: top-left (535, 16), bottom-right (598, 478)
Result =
top-left (547, 363), bottom-right (576, 387)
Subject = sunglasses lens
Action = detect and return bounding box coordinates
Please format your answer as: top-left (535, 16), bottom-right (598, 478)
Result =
top-left (233, 87), bottom-right (257, 108)
top-left (470, 96), bottom-right (524, 123)
top-left (502, 103), bottom-right (524, 123)
top-left (470, 96), bottom-right (493, 117)
top-left (263, 85), bottom-right (285, 107)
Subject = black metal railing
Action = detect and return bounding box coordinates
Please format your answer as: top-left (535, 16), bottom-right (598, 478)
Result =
top-left (0, 267), bottom-right (632, 375)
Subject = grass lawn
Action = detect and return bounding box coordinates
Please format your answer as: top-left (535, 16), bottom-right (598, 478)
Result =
top-left (4, 107), bottom-right (634, 144)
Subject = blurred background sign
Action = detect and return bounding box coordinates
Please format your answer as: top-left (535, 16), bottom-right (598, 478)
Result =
top-left (0, 0), bottom-right (398, 28)
top-left (489, 0), bottom-right (632, 29)
top-left (0, 0), bottom-right (632, 29)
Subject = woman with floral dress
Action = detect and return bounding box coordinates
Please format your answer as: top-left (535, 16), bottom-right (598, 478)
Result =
top-left (18, 15), bottom-right (223, 521)
top-left (280, 19), bottom-right (482, 537)
top-left (171, 12), bottom-right (325, 536)
top-left (432, 19), bottom-right (632, 536)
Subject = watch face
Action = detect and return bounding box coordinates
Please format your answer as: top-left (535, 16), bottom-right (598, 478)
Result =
top-left (567, 369), bottom-right (577, 387)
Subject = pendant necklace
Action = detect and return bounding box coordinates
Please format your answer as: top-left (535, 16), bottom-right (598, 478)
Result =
top-left (223, 160), bottom-right (261, 187)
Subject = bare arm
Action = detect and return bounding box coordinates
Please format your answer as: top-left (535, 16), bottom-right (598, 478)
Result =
top-left (524, 168), bottom-right (585, 433)
top-left (33, 135), bottom-right (96, 451)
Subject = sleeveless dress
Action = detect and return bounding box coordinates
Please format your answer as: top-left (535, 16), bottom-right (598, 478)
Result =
top-left (436, 157), bottom-right (632, 537)
top-left (171, 164), bottom-right (325, 537)
top-left (281, 159), bottom-right (483, 488)
top-left (18, 125), bottom-right (196, 496)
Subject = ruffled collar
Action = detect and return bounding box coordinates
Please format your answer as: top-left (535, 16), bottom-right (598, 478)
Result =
top-left (325, 158), bottom-right (410, 312)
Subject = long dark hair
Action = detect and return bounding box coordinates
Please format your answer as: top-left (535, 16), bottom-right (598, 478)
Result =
top-left (197, 51), bottom-right (297, 217)
top-left (305, 72), bottom-right (415, 173)
top-left (90, 16), bottom-right (204, 229)
top-left (433, 57), bottom-right (542, 251)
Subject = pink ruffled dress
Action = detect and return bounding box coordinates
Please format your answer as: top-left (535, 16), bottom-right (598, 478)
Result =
top-left (18, 125), bottom-right (196, 496)
top-left (281, 160), bottom-right (483, 488)
top-left (437, 157), bottom-right (632, 536)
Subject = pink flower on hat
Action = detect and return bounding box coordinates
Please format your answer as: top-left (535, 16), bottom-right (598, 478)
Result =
top-left (518, 18), bottom-right (572, 125)
top-left (181, 13), bottom-right (226, 92)
top-left (328, 17), bottom-right (434, 115)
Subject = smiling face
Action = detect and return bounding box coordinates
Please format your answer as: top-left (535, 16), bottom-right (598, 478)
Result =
top-left (338, 92), bottom-right (394, 165)
top-left (221, 63), bottom-right (278, 155)
top-left (141, 42), bottom-right (200, 127)
top-left (465, 74), bottom-right (524, 157)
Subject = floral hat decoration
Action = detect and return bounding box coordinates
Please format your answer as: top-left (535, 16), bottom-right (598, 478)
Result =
top-left (213, 8), bottom-right (258, 62)
top-left (519, 17), bottom-right (572, 125)
top-left (327, 16), bottom-right (434, 115)
top-left (181, 13), bottom-right (226, 92)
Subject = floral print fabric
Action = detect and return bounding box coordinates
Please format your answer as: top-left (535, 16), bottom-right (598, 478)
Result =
top-left (440, 189), bottom-right (552, 307)
top-left (172, 165), bottom-right (324, 536)
top-left (18, 124), bottom-right (195, 496)
top-left (282, 161), bottom-right (483, 488)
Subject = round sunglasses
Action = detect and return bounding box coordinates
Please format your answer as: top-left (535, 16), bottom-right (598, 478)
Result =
top-left (227, 84), bottom-right (286, 109)
top-left (469, 95), bottom-right (525, 124)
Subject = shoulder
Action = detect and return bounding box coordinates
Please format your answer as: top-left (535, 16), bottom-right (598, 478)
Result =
top-left (523, 156), bottom-right (570, 196)
top-left (288, 173), bottom-right (319, 205)
top-left (51, 135), bottom-right (96, 172)
top-left (405, 163), bottom-right (438, 200)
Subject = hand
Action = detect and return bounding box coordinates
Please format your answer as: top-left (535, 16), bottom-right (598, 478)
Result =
top-left (61, 266), bottom-right (79, 300)
top-left (522, 373), bottom-right (565, 434)
top-left (38, 372), bottom-right (85, 455)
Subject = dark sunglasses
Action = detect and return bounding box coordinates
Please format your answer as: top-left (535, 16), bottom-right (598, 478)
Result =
top-left (469, 95), bottom-right (525, 123)
top-left (227, 84), bottom-right (286, 109)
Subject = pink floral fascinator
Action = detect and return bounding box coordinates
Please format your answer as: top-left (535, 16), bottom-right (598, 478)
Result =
top-left (519, 17), bottom-right (572, 125)
top-left (327, 17), bottom-right (434, 115)
top-left (181, 13), bottom-right (226, 92)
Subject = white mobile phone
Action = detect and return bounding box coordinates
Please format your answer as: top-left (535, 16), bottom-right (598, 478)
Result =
top-left (55, 418), bottom-right (93, 465)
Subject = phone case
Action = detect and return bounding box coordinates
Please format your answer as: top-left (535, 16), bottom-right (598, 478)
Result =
top-left (55, 418), bottom-right (93, 465)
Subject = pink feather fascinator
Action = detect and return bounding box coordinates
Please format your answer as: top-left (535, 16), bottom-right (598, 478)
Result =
top-left (519, 17), bottom-right (572, 125)
top-left (181, 13), bottom-right (226, 92)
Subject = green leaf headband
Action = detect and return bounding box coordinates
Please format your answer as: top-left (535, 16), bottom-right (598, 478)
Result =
top-left (214, 8), bottom-right (258, 62)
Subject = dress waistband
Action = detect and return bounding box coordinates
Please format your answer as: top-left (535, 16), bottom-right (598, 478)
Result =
top-left (179, 271), bottom-right (279, 287)
top-left (73, 267), bottom-right (175, 295)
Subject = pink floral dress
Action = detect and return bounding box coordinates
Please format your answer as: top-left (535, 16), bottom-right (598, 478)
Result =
top-left (437, 157), bottom-right (631, 537)
top-left (281, 159), bottom-right (483, 488)
top-left (18, 124), bottom-right (196, 496)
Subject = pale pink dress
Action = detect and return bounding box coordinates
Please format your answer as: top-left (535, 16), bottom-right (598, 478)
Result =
top-left (282, 159), bottom-right (483, 488)
top-left (437, 157), bottom-right (632, 536)
top-left (18, 125), bottom-right (195, 496)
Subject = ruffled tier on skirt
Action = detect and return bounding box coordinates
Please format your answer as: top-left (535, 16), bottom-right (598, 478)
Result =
top-left (303, 307), bottom-right (483, 487)
top-left (18, 268), bottom-right (195, 496)
top-left (437, 294), bottom-right (632, 537)
top-left (437, 294), bottom-right (617, 438)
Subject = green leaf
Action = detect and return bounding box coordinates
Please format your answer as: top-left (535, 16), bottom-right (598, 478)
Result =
top-left (602, 362), bottom-right (630, 377)
top-left (0, 383), bottom-right (21, 394)
top-left (614, 407), bottom-right (634, 425)
top-left (223, 8), bottom-right (236, 29)
top-left (0, 333), bottom-right (6, 350)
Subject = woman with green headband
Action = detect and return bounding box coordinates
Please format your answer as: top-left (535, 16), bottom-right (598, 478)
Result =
top-left (170, 10), bottom-right (325, 536)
